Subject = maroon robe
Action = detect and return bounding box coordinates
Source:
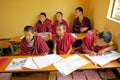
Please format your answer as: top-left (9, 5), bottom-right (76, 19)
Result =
top-left (20, 36), bottom-right (50, 56)
top-left (73, 17), bottom-right (91, 33)
top-left (82, 32), bottom-right (105, 53)
top-left (52, 19), bottom-right (70, 34)
top-left (53, 33), bottom-right (76, 54)
top-left (34, 18), bottom-right (52, 32)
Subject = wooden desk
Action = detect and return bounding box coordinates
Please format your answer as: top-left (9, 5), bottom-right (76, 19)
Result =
top-left (8, 33), bottom-right (86, 43)
top-left (0, 40), bottom-right (10, 48)
top-left (0, 54), bottom-right (120, 73)
top-left (7, 33), bottom-right (86, 54)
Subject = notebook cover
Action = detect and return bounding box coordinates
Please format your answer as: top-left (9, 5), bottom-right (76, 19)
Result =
top-left (0, 58), bottom-right (8, 66)
top-left (83, 70), bottom-right (102, 80)
top-left (99, 69), bottom-right (117, 79)
top-left (56, 71), bottom-right (73, 80)
top-left (72, 71), bottom-right (86, 80)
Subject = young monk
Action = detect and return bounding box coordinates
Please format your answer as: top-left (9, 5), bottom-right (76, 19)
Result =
top-left (20, 25), bottom-right (50, 56)
top-left (82, 31), bottom-right (115, 56)
top-left (34, 12), bottom-right (52, 33)
top-left (53, 22), bottom-right (76, 54)
top-left (52, 11), bottom-right (70, 34)
top-left (73, 7), bottom-right (91, 33)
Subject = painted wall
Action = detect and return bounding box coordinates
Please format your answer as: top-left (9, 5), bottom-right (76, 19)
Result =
top-left (89, 0), bottom-right (120, 50)
top-left (0, 0), bottom-right (90, 38)
top-left (1, 0), bottom-right (120, 50)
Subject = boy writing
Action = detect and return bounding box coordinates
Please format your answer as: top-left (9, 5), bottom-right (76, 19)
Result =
top-left (82, 31), bottom-right (115, 56)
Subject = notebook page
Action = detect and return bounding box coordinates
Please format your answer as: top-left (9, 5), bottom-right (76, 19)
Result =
top-left (22, 57), bottom-right (38, 69)
top-left (5, 58), bottom-right (26, 70)
top-left (53, 58), bottom-right (78, 76)
top-left (32, 54), bottom-right (62, 68)
top-left (66, 54), bottom-right (89, 68)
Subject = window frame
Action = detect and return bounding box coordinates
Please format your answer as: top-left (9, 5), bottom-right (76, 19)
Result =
top-left (107, 0), bottom-right (120, 23)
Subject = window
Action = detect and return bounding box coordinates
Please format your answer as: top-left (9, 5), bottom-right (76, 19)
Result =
top-left (107, 0), bottom-right (120, 23)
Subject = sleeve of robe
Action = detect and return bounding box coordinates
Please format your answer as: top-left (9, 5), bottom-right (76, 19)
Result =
top-left (34, 21), bottom-right (39, 32)
top-left (52, 22), bottom-right (57, 34)
top-left (73, 18), bottom-right (80, 33)
top-left (46, 19), bottom-right (52, 32)
top-left (81, 33), bottom-right (95, 51)
top-left (37, 36), bottom-right (50, 54)
top-left (81, 17), bottom-right (91, 32)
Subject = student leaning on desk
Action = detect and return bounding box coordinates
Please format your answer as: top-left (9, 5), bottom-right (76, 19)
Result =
top-left (20, 25), bottom-right (50, 56)
top-left (81, 30), bottom-right (116, 56)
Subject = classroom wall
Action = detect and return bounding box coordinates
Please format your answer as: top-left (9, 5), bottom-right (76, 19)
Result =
top-left (88, 0), bottom-right (120, 50)
top-left (0, 0), bottom-right (90, 38)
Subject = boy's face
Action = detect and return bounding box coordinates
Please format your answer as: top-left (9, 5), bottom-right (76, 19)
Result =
top-left (56, 13), bottom-right (62, 21)
top-left (24, 31), bottom-right (34, 42)
top-left (56, 26), bottom-right (66, 36)
top-left (75, 10), bottom-right (82, 17)
top-left (40, 15), bottom-right (46, 23)
top-left (95, 36), bottom-right (107, 46)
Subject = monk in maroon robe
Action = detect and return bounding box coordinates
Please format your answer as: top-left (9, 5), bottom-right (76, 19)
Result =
top-left (82, 31), bottom-right (115, 56)
top-left (34, 12), bottom-right (52, 33)
top-left (20, 25), bottom-right (49, 56)
top-left (53, 22), bottom-right (75, 55)
top-left (73, 7), bottom-right (91, 33)
top-left (52, 12), bottom-right (70, 34)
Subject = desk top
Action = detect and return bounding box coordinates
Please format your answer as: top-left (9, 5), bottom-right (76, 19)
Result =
top-left (8, 33), bottom-right (86, 43)
top-left (0, 54), bottom-right (120, 72)
top-left (0, 40), bottom-right (10, 48)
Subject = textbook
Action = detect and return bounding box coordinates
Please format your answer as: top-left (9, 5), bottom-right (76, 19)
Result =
top-left (72, 71), bottom-right (86, 80)
top-left (6, 54), bottom-right (62, 70)
top-left (56, 71), bottom-right (73, 80)
top-left (85, 51), bottom-right (120, 66)
top-left (53, 54), bottom-right (89, 76)
top-left (98, 69), bottom-right (117, 80)
top-left (83, 70), bottom-right (102, 80)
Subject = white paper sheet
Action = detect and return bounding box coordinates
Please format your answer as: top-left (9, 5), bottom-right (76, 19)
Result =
top-left (85, 51), bottom-right (120, 66)
top-left (32, 54), bottom-right (62, 68)
top-left (5, 58), bottom-right (26, 70)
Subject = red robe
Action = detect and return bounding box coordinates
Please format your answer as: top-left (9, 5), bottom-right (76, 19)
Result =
top-left (20, 36), bottom-right (50, 56)
top-left (52, 19), bottom-right (70, 34)
top-left (53, 33), bottom-right (76, 54)
top-left (73, 17), bottom-right (91, 33)
top-left (82, 32), bottom-right (105, 53)
top-left (34, 18), bottom-right (52, 32)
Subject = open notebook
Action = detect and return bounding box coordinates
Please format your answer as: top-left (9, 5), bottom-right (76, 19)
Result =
top-left (5, 54), bottom-right (62, 70)
top-left (53, 54), bottom-right (89, 76)
top-left (85, 51), bottom-right (120, 66)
